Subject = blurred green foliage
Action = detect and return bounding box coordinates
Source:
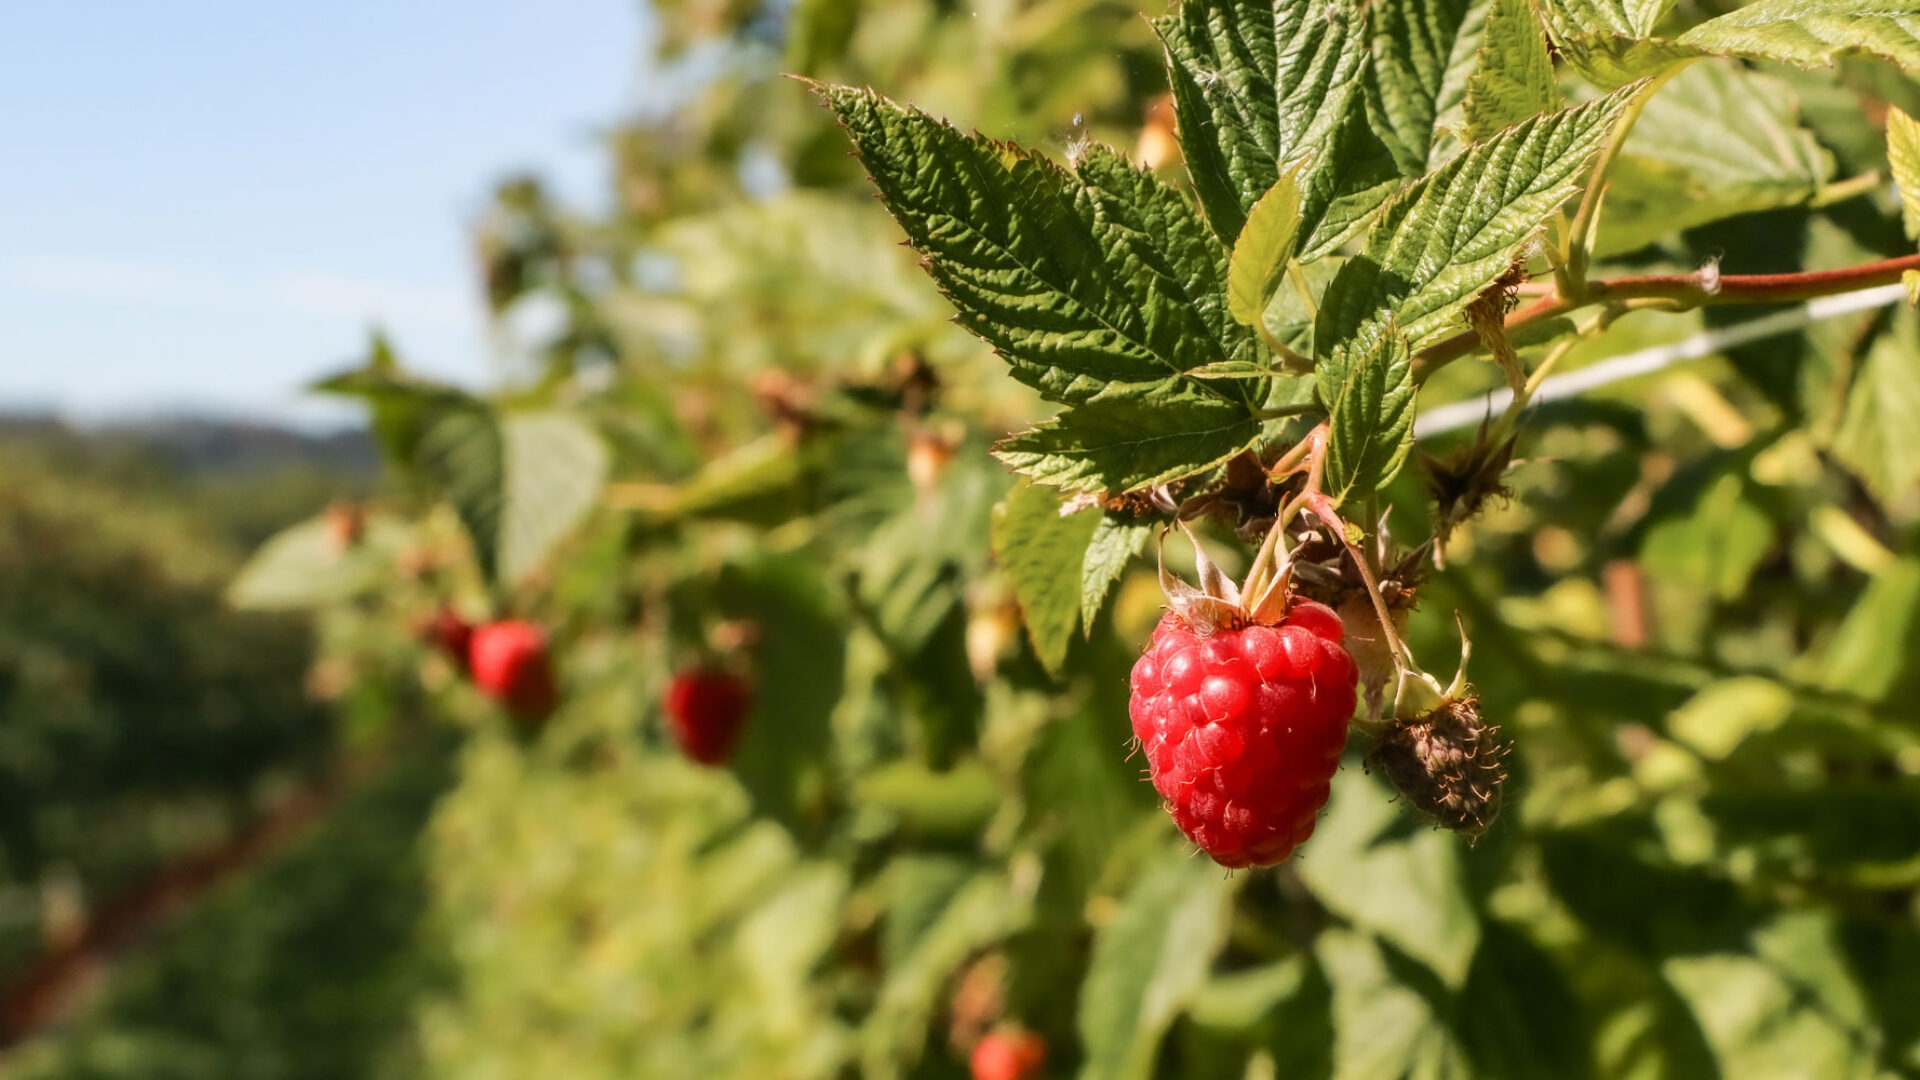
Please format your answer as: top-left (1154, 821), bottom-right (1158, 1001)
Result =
top-left (0, 427), bottom-right (360, 984)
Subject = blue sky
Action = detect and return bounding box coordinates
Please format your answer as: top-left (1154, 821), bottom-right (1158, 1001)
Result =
top-left (0, 1), bottom-right (644, 426)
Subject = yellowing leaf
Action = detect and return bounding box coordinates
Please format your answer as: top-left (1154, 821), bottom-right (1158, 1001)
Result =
top-left (1226, 170), bottom-right (1304, 328)
top-left (1887, 105), bottom-right (1920, 240)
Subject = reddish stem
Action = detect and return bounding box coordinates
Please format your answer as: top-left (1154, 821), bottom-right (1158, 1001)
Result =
top-left (1412, 253), bottom-right (1920, 381)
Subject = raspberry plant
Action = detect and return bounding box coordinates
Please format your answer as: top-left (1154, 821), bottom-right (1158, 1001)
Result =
top-left (207, 0), bottom-right (1920, 1075)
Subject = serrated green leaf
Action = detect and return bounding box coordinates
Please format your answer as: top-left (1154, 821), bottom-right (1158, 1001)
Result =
top-left (1597, 61), bottom-right (1833, 256)
top-left (1464, 0), bottom-right (1560, 140)
top-left (1680, 0), bottom-right (1920, 72)
top-left (990, 482), bottom-right (1100, 675)
top-left (716, 553), bottom-right (845, 828)
top-left (1887, 105), bottom-right (1920, 240)
top-left (1295, 771), bottom-right (1480, 989)
top-left (853, 763), bottom-right (1000, 836)
top-left (1317, 84), bottom-right (1640, 352)
top-left (414, 406), bottom-right (505, 582)
top-left (1322, 325), bottom-right (1417, 502)
top-left (992, 382), bottom-right (1266, 494)
top-left (312, 342), bottom-right (473, 475)
top-left (1667, 676), bottom-right (1793, 760)
top-left (411, 406), bottom-right (607, 588)
top-left (1188, 956), bottom-right (1314, 1031)
top-left (1639, 470), bottom-right (1775, 601)
top-left (1154, 0), bottom-right (1389, 253)
top-left (1078, 851), bottom-right (1236, 1080)
top-left (1082, 514), bottom-right (1153, 630)
top-left (1540, 0), bottom-right (1671, 40)
top-left (1316, 928), bottom-right (1467, 1080)
top-left (656, 435), bottom-right (810, 525)
top-left (1812, 558), bottom-right (1920, 702)
top-left (497, 411), bottom-right (608, 587)
top-left (1366, 0), bottom-right (1488, 173)
top-left (1537, 0), bottom-right (1692, 85)
top-left (817, 84), bottom-right (1257, 407)
top-left (1557, 34), bottom-right (1703, 89)
top-left (1662, 912), bottom-right (1880, 1080)
top-left (1830, 311), bottom-right (1920, 505)
top-left (735, 863), bottom-right (849, 1013)
top-left (1227, 171), bottom-right (1305, 327)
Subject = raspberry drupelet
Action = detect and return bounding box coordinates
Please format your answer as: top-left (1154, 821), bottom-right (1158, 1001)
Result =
top-left (1129, 599), bottom-right (1357, 867)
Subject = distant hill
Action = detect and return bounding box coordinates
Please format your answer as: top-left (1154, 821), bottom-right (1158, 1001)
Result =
top-left (0, 413), bottom-right (378, 477)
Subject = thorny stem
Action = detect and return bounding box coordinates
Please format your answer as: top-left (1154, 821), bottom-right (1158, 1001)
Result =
top-left (1310, 492), bottom-right (1411, 671)
top-left (1276, 429), bottom-right (1414, 674)
top-left (1267, 423), bottom-right (1321, 479)
top-left (1410, 252), bottom-right (1920, 383)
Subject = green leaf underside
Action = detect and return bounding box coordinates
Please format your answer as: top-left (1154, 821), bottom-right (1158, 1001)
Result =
top-left (1555, 35), bottom-right (1703, 89)
top-left (1316, 84), bottom-right (1641, 353)
top-left (1154, 0), bottom-right (1388, 254)
top-left (1322, 324), bottom-right (1417, 502)
top-left (1464, 0), bottom-right (1560, 141)
top-left (227, 516), bottom-right (402, 611)
top-left (1887, 106), bottom-right (1920, 240)
top-left (992, 383), bottom-right (1267, 494)
top-left (991, 483), bottom-right (1101, 675)
top-left (1227, 170), bottom-right (1305, 327)
top-left (1366, 0), bottom-right (1487, 174)
top-left (1540, 0), bottom-right (1672, 41)
top-left (817, 84), bottom-right (1258, 410)
top-left (412, 408), bottom-right (608, 588)
top-left (1598, 61), bottom-right (1833, 256)
top-left (1679, 0), bottom-right (1920, 72)
top-left (1081, 515), bottom-right (1153, 630)
top-left (496, 412), bottom-right (609, 587)
top-left (1535, 0), bottom-right (1675, 87)
top-left (1547, 0), bottom-right (1920, 86)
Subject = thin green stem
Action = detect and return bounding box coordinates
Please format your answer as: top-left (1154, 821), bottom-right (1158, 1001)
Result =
top-left (1810, 171), bottom-right (1884, 208)
top-left (1285, 260), bottom-right (1318, 320)
top-left (1564, 70), bottom-right (1680, 293)
top-left (1254, 322), bottom-right (1309, 369)
top-left (1253, 401), bottom-right (1321, 421)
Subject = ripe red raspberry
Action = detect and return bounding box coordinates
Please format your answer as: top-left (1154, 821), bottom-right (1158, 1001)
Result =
top-left (1128, 599), bottom-right (1357, 867)
top-left (468, 620), bottom-right (559, 721)
top-left (970, 1027), bottom-right (1046, 1080)
top-left (663, 669), bottom-right (752, 765)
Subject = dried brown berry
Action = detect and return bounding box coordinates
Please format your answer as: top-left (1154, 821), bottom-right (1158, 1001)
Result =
top-left (1367, 693), bottom-right (1507, 839)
